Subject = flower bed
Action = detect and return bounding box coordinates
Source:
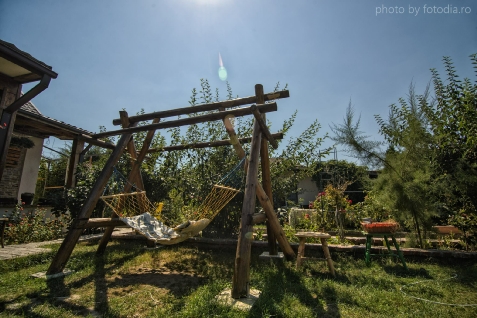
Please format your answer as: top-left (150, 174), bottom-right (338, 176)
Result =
top-left (361, 222), bottom-right (399, 233)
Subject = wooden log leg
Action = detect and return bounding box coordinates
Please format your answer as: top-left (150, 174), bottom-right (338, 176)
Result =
top-left (296, 238), bottom-right (306, 269)
top-left (47, 132), bottom-right (133, 275)
top-left (223, 115), bottom-right (295, 261)
top-left (47, 228), bottom-right (87, 273)
top-left (96, 217), bottom-right (118, 255)
top-left (257, 85), bottom-right (278, 256)
top-left (320, 237), bottom-right (336, 277)
top-left (231, 116), bottom-right (262, 299)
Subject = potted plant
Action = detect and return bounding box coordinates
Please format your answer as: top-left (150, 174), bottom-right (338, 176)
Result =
top-left (9, 137), bottom-right (35, 149)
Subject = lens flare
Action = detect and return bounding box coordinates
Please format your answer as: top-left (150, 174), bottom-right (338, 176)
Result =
top-left (218, 52), bottom-right (228, 81)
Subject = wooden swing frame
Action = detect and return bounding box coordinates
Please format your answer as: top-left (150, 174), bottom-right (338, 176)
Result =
top-left (46, 84), bottom-right (295, 299)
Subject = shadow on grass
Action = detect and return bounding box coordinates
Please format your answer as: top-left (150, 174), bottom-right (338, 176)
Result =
top-left (25, 241), bottom-right (147, 317)
top-left (248, 261), bottom-right (342, 317)
top-left (382, 264), bottom-right (432, 278)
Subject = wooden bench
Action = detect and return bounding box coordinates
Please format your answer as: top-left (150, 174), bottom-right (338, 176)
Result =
top-left (0, 218), bottom-right (8, 248)
top-left (295, 232), bottom-right (335, 277)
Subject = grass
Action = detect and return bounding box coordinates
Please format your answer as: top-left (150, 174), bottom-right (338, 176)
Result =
top-left (0, 240), bottom-right (476, 317)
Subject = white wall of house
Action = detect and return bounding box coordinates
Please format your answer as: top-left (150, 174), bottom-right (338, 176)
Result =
top-left (17, 136), bottom-right (44, 200)
top-left (297, 176), bottom-right (319, 206)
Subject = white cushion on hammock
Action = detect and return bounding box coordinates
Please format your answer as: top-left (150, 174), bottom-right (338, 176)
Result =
top-left (121, 213), bottom-right (210, 245)
top-left (121, 212), bottom-right (179, 240)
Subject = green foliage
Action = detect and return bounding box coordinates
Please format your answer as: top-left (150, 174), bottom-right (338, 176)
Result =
top-left (419, 54), bottom-right (477, 249)
top-left (449, 211), bottom-right (477, 251)
top-left (355, 191), bottom-right (393, 222)
top-left (312, 159), bottom-right (370, 203)
top-left (331, 83), bottom-right (437, 247)
top-left (313, 184), bottom-right (353, 240)
top-left (66, 162), bottom-right (106, 219)
top-left (4, 205), bottom-right (70, 244)
top-left (331, 54), bottom-right (477, 249)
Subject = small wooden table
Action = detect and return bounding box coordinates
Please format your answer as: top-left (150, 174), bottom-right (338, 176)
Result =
top-left (364, 232), bottom-right (407, 270)
top-left (295, 232), bottom-right (335, 277)
top-left (0, 218), bottom-right (8, 248)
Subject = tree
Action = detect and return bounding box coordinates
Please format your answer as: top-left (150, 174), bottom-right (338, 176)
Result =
top-left (331, 84), bottom-right (435, 248)
top-left (331, 54), bottom-right (477, 248)
top-left (421, 54), bottom-right (477, 249)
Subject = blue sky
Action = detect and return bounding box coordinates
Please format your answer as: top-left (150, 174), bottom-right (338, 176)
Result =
top-left (1, 0), bottom-right (476, 160)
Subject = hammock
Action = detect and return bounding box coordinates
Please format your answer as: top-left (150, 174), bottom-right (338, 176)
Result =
top-left (100, 158), bottom-right (245, 244)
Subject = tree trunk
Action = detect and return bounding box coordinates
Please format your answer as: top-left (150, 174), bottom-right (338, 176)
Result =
top-left (412, 209), bottom-right (423, 248)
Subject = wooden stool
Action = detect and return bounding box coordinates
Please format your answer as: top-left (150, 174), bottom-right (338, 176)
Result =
top-left (295, 232), bottom-right (335, 277)
top-left (0, 218), bottom-right (8, 248)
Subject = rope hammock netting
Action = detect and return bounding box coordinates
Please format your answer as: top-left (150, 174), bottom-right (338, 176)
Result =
top-left (99, 158), bottom-right (245, 244)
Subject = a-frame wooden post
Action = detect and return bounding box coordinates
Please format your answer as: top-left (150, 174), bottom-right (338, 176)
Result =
top-left (256, 85), bottom-right (278, 256)
top-left (231, 111), bottom-right (262, 299)
top-left (229, 84), bottom-right (295, 299)
top-left (47, 132), bottom-right (133, 275)
top-left (223, 119), bottom-right (295, 262)
top-left (121, 111), bottom-right (144, 190)
top-left (97, 112), bottom-right (159, 253)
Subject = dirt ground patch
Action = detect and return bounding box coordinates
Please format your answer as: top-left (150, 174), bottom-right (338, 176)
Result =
top-left (106, 267), bottom-right (206, 297)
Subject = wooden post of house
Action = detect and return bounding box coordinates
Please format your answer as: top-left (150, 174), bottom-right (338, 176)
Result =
top-left (65, 137), bottom-right (85, 188)
top-left (231, 111), bottom-right (262, 299)
top-left (47, 131), bottom-right (133, 275)
top-left (256, 85), bottom-right (278, 256)
top-left (0, 83), bottom-right (21, 181)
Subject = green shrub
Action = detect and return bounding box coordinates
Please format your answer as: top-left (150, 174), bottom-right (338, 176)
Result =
top-left (4, 205), bottom-right (70, 244)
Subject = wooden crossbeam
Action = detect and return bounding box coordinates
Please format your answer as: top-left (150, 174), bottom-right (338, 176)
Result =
top-left (93, 103), bottom-right (277, 139)
top-left (146, 132), bottom-right (283, 153)
top-left (112, 90), bottom-right (289, 125)
top-left (73, 218), bottom-right (126, 229)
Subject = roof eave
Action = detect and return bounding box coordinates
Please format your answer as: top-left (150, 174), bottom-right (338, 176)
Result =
top-left (0, 43), bottom-right (58, 83)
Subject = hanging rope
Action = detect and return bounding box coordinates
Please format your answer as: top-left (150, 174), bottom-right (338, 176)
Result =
top-left (101, 191), bottom-right (160, 218)
top-left (101, 167), bottom-right (161, 218)
top-left (194, 157), bottom-right (245, 221)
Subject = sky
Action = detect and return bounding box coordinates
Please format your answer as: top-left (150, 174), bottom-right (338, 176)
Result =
top-left (1, 0), bottom-right (476, 161)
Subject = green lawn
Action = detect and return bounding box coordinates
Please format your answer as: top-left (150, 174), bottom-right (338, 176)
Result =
top-left (1, 240), bottom-right (476, 317)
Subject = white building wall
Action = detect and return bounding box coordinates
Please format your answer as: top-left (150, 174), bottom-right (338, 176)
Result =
top-left (297, 176), bottom-right (319, 206)
top-left (17, 137), bottom-right (44, 200)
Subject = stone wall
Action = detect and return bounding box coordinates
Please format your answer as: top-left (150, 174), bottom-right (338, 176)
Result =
top-left (0, 146), bottom-right (26, 202)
